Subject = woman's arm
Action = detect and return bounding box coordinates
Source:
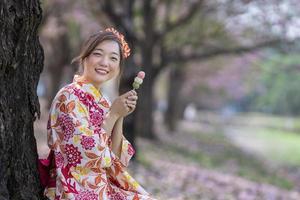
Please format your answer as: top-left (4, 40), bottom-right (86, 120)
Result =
top-left (102, 112), bottom-right (123, 158)
top-left (102, 111), bottom-right (119, 136)
top-left (102, 90), bottom-right (137, 159)
top-left (110, 117), bottom-right (124, 158)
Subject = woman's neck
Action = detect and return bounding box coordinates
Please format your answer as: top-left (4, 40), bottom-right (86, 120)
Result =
top-left (78, 75), bottom-right (102, 91)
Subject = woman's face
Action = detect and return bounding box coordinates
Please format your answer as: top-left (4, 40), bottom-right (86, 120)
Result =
top-left (82, 40), bottom-right (121, 88)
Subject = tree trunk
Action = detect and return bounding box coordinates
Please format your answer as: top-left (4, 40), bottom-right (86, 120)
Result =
top-left (46, 27), bottom-right (71, 108)
top-left (165, 65), bottom-right (185, 132)
top-left (0, 1), bottom-right (44, 199)
top-left (135, 46), bottom-right (156, 139)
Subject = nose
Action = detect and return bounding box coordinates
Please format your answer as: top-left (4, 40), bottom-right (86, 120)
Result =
top-left (100, 56), bottom-right (109, 67)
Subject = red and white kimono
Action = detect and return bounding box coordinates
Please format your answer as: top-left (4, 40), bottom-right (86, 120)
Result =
top-left (44, 75), bottom-right (154, 200)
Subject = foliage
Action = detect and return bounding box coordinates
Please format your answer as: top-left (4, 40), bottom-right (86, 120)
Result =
top-left (252, 53), bottom-right (300, 115)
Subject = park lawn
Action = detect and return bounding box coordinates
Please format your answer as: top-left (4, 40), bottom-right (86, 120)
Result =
top-left (229, 127), bottom-right (300, 167)
top-left (230, 112), bottom-right (300, 132)
top-left (137, 125), bottom-right (294, 190)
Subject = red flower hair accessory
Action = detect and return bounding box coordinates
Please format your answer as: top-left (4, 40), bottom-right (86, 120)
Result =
top-left (105, 28), bottom-right (131, 59)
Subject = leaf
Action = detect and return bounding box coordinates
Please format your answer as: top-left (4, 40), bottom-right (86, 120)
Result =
top-left (79, 127), bottom-right (93, 136)
top-left (96, 158), bottom-right (102, 168)
top-left (73, 135), bottom-right (80, 144)
top-left (66, 100), bottom-right (75, 113)
top-left (85, 159), bottom-right (97, 169)
top-left (85, 152), bottom-right (98, 159)
top-left (124, 182), bottom-right (129, 190)
top-left (99, 187), bottom-right (105, 197)
top-left (87, 181), bottom-right (99, 190)
top-left (90, 87), bottom-right (101, 99)
top-left (95, 175), bottom-right (102, 185)
top-left (100, 100), bottom-right (110, 108)
top-left (133, 193), bottom-right (139, 200)
top-left (97, 145), bottom-right (105, 152)
top-left (52, 119), bottom-right (60, 128)
top-left (60, 104), bottom-right (66, 113)
top-left (91, 167), bottom-right (101, 173)
top-left (57, 131), bottom-right (64, 141)
top-left (60, 144), bottom-right (65, 154)
top-left (115, 167), bottom-right (120, 176)
top-left (82, 177), bottom-right (88, 186)
top-left (77, 102), bottom-right (87, 114)
top-left (58, 94), bottom-right (67, 102)
top-left (55, 102), bottom-right (61, 109)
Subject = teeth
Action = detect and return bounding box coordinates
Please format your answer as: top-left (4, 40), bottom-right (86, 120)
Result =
top-left (95, 69), bottom-right (108, 74)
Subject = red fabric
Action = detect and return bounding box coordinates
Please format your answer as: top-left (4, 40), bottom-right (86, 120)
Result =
top-left (38, 150), bottom-right (55, 189)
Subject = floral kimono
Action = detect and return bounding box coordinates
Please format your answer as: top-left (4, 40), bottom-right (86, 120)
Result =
top-left (44, 75), bottom-right (154, 200)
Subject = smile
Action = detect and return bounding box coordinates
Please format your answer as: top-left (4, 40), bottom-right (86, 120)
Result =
top-left (95, 68), bottom-right (108, 75)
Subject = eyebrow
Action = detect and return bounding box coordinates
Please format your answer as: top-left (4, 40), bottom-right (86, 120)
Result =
top-left (94, 48), bottom-right (120, 57)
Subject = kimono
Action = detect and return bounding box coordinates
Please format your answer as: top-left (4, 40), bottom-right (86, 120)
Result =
top-left (44, 75), bottom-right (154, 200)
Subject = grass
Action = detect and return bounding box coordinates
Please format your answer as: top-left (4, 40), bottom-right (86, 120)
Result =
top-left (229, 112), bottom-right (300, 132)
top-left (137, 127), bottom-right (294, 190)
top-left (229, 127), bottom-right (300, 167)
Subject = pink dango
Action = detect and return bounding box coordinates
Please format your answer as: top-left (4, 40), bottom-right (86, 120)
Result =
top-left (132, 71), bottom-right (145, 90)
top-left (137, 71), bottom-right (145, 79)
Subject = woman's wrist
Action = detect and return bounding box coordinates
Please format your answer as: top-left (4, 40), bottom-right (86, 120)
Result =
top-left (108, 110), bottom-right (120, 121)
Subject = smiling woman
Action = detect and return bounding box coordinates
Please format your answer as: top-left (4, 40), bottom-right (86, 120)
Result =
top-left (79, 40), bottom-right (121, 87)
top-left (41, 28), bottom-right (156, 200)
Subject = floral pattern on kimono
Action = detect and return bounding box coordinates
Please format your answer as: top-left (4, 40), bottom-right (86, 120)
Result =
top-left (44, 75), bottom-right (155, 200)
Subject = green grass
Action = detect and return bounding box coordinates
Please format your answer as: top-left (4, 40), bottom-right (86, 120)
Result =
top-left (232, 128), bottom-right (300, 167)
top-left (230, 112), bottom-right (300, 132)
top-left (138, 129), bottom-right (294, 190)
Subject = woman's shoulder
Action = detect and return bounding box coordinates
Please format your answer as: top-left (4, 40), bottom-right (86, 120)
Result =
top-left (53, 83), bottom-right (77, 102)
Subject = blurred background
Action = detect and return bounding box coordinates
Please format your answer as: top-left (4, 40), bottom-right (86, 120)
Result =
top-left (34, 0), bottom-right (300, 199)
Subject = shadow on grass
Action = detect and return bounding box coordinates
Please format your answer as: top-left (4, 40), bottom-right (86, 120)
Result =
top-left (138, 129), bottom-right (293, 190)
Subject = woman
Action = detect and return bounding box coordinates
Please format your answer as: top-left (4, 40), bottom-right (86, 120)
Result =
top-left (44, 28), bottom-right (155, 200)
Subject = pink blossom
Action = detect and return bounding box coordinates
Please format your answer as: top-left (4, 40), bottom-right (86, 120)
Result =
top-left (75, 190), bottom-right (98, 200)
top-left (127, 144), bottom-right (135, 156)
top-left (55, 152), bottom-right (64, 167)
top-left (90, 110), bottom-right (103, 128)
top-left (65, 144), bottom-right (82, 167)
top-left (80, 136), bottom-right (95, 150)
top-left (109, 190), bottom-right (127, 200)
top-left (57, 113), bottom-right (75, 141)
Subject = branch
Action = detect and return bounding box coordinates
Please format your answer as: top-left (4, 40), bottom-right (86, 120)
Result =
top-left (101, 0), bottom-right (124, 27)
top-left (99, 0), bottom-right (139, 43)
top-left (154, 0), bottom-right (203, 43)
top-left (166, 39), bottom-right (284, 63)
top-left (127, 0), bottom-right (135, 18)
top-left (165, 0), bottom-right (203, 32)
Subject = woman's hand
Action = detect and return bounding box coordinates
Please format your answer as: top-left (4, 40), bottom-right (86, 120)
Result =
top-left (110, 90), bottom-right (138, 118)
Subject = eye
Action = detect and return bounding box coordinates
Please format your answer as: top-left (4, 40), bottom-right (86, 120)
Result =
top-left (93, 52), bottom-right (102, 56)
top-left (111, 57), bottom-right (118, 62)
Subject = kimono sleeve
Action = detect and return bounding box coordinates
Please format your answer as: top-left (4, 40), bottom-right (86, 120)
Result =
top-left (112, 136), bottom-right (135, 168)
top-left (103, 96), bottom-right (135, 168)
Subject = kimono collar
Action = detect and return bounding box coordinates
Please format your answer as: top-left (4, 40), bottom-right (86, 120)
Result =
top-left (72, 74), bottom-right (103, 103)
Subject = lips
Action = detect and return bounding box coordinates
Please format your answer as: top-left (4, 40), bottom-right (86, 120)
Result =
top-left (95, 68), bottom-right (108, 75)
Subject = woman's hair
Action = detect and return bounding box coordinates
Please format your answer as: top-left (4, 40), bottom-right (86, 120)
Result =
top-left (72, 30), bottom-right (127, 80)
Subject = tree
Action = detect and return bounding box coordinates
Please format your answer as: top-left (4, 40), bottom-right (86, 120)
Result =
top-left (40, 0), bottom-right (74, 108)
top-left (88, 0), bottom-right (211, 140)
top-left (253, 53), bottom-right (300, 115)
top-left (0, 1), bottom-right (44, 199)
top-left (86, 0), bottom-right (298, 141)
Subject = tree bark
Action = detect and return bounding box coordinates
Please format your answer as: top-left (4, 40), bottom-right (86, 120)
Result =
top-left (0, 1), bottom-right (44, 199)
top-left (165, 65), bottom-right (185, 132)
top-left (134, 0), bottom-right (157, 139)
top-left (135, 45), bottom-right (157, 139)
